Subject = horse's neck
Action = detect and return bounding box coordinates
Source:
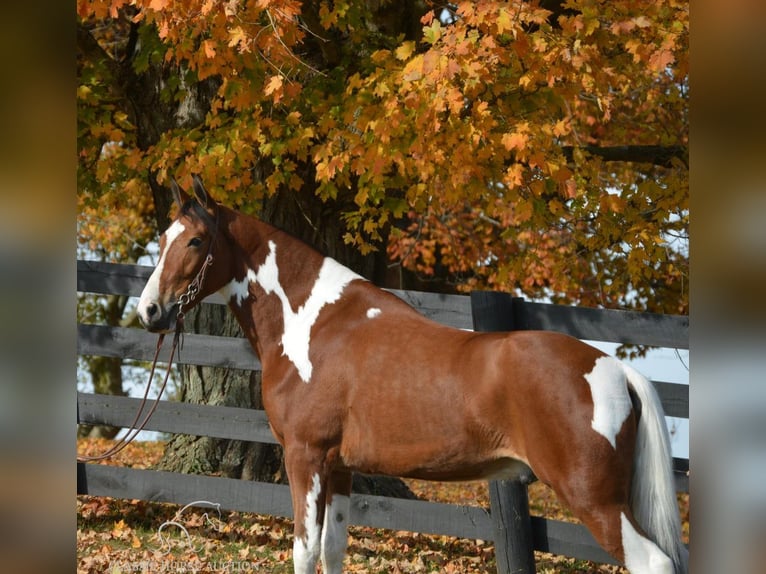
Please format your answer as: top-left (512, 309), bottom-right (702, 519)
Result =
top-left (223, 212), bottom-right (328, 360)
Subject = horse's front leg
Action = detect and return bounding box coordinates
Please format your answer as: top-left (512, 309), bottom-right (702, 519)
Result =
top-left (321, 470), bottom-right (352, 574)
top-left (285, 448), bottom-right (327, 574)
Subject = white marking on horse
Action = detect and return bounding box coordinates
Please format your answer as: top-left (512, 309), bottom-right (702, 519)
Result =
top-left (293, 473), bottom-right (322, 574)
top-left (620, 512), bottom-right (673, 574)
top-left (137, 221), bottom-right (185, 323)
top-left (366, 307), bottom-right (381, 319)
top-left (321, 493), bottom-right (350, 573)
top-left (220, 271), bottom-right (253, 305)
top-left (583, 356), bottom-right (632, 449)
top-left (227, 241), bottom-right (363, 383)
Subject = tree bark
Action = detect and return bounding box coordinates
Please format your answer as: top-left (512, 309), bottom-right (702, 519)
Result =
top-left (156, 303), bottom-right (284, 482)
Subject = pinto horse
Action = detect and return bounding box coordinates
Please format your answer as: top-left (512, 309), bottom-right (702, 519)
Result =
top-left (137, 176), bottom-right (687, 574)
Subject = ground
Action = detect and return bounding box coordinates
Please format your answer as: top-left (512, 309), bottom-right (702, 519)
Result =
top-left (77, 439), bottom-right (689, 573)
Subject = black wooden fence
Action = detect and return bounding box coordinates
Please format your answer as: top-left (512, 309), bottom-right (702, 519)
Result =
top-left (77, 259), bottom-right (689, 573)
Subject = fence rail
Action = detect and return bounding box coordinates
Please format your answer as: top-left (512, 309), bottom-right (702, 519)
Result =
top-left (77, 260), bottom-right (689, 572)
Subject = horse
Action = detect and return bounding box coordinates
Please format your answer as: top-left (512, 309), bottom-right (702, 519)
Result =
top-left (137, 175), bottom-right (688, 574)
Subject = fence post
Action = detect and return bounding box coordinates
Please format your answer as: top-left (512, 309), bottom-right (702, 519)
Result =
top-left (470, 291), bottom-right (535, 574)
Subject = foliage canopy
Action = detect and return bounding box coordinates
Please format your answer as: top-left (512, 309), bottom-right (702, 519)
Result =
top-left (77, 0), bottom-right (688, 313)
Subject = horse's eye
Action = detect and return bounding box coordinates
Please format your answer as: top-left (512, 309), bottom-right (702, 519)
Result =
top-left (188, 237), bottom-right (203, 247)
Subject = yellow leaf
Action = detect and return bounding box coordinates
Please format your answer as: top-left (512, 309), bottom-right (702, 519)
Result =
top-left (131, 534), bottom-right (142, 549)
top-left (552, 119), bottom-right (570, 137)
top-left (519, 74), bottom-right (533, 89)
top-left (423, 20), bottom-right (441, 44)
top-left (497, 7), bottom-right (513, 35)
top-left (395, 41), bottom-right (416, 61)
top-left (402, 55), bottom-right (424, 82)
top-left (228, 26), bottom-right (247, 49)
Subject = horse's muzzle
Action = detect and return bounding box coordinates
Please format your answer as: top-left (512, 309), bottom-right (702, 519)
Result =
top-left (138, 301), bottom-right (178, 333)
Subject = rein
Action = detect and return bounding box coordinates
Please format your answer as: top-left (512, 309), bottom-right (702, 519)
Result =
top-left (78, 220), bottom-right (217, 463)
top-left (77, 328), bottom-right (182, 462)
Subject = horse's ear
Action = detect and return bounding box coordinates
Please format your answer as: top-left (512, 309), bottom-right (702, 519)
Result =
top-left (191, 175), bottom-right (213, 208)
top-left (170, 178), bottom-right (189, 208)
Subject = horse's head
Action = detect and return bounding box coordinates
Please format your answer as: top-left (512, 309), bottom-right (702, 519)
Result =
top-left (137, 176), bottom-right (229, 332)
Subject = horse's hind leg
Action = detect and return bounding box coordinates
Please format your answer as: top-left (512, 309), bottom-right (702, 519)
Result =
top-left (320, 470), bottom-right (352, 574)
top-left (563, 492), bottom-right (674, 573)
top-left (618, 511), bottom-right (675, 574)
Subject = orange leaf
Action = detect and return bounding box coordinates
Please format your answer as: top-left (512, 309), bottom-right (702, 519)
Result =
top-left (202, 40), bottom-right (216, 59)
top-left (502, 132), bottom-right (528, 152)
top-left (264, 75), bottom-right (284, 103)
top-left (650, 49), bottom-right (675, 72)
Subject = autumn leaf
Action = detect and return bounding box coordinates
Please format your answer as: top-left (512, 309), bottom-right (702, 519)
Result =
top-left (650, 49), bottom-right (675, 71)
top-left (202, 39), bottom-right (216, 59)
top-left (496, 7), bottom-right (513, 35)
top-left (394, 41), bottom-right (416, 61)
top-left (264, 75), bottom-right (283, 103)
top-left (501, 131), bottom-right (528, 152)
top-left (423, 19), bottom-right (441, 45)
top-left (228, 26), bottom-right (248, 49)
top-left (402, 54), bottom-right (424, 82)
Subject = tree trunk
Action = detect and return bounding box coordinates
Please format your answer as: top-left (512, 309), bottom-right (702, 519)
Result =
top-left (156, 303), bottom-right (284, 482)
top-left (79, 293), bottom-right (131, 439)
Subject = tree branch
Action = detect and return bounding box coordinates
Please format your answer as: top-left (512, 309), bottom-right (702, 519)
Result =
top-left (562, 145), bottom-right (688, 169)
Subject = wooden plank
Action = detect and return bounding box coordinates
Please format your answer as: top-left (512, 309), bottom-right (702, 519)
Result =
top-left (521, 301), bottom-right (688, 349)
top-left (530, 515), bottom-right (619, 565)
top-left (77, 261), bottom-right (688, 348)
top-left (77, 392), bottom-right (279, 445)
top-left (78, 463), bottom-right (293, 519)
top-left (349, 492), bottom-right (494, 541)
top-left (77, 464), bottom-right (495, 541)
top-left (77, 260), bottom-right (226, 304)
top-left (654, 380), bottom-right (689, 419)
top-left (77, 260), bottom-right (151, 298)
top-left (388, 288), bottom-right (473, 330)
top-left (77, 260), bottom-right (473, 328)
top-left (77, 324), bottom-right (261, 370)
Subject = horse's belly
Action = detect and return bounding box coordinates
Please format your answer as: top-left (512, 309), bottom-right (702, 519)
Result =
top-left (338, 426), bottom-right (531, 482)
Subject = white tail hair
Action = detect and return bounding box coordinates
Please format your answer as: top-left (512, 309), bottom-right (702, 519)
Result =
top-left (624, 364), bottom-right (688, 574)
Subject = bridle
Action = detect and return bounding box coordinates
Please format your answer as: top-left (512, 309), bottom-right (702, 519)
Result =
top-left (77, 203), bottom-right (219, 463)
top-left (176, 199), bottom-right (219, 326)
top-left (176, 252), bottom-right (214, 326)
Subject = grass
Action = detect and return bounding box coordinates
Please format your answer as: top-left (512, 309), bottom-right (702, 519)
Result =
top-left (77, 439), bottom-right (689, 573)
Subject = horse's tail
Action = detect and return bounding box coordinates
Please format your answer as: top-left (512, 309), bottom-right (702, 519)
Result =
top-left (624, 364), bottom-right (688, 574)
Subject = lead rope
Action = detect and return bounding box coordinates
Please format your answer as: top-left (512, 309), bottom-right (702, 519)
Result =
top-left (77, 326), bottom-right (183, 463)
